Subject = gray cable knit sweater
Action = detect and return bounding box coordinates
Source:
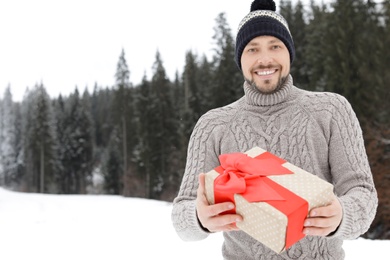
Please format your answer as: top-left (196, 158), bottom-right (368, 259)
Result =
top-left (171, 75), bottom-right (378, 260)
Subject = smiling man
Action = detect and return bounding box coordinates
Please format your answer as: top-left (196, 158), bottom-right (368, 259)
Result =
top-left (171, 0), bottom-right (378, 259)
top-left (241, 36), bottom-right (290, 94)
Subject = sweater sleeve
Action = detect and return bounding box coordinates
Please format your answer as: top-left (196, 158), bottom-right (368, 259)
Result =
top-left (171, 109), bottom-right (228, 241)
top-left (326, 94), bottom-right (378, 239)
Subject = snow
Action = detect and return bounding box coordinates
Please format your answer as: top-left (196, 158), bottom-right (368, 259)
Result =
top-left (0, 187), bottom-right (387, 260)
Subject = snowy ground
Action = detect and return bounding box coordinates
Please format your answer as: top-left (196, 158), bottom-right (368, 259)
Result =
top-left (0, 188), bottom-right (388, 260)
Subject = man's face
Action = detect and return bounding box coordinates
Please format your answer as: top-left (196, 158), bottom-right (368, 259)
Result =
top-left (241, 35), bottom-right (290, 94)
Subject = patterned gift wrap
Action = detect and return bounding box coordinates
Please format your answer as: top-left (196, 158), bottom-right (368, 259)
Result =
top-left (205, 147), bottom-right (334, 253)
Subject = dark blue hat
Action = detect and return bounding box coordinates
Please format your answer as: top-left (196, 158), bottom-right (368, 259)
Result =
top-left (235, 0), bottom-right (295, 70)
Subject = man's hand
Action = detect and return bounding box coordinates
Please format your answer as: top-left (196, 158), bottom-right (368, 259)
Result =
top-left (196, 173), bottom-right (243, 232)
top-left (303, 195), bottom-right (343, 236)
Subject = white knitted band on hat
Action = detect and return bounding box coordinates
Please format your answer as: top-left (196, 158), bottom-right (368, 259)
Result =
top-left (237, 10), bottom-right (292, 37)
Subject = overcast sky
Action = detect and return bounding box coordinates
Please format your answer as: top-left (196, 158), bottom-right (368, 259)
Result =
top-left (0, 0), bottom-right (347, 102)
top-left (0, 0), bottom-right (254, 101)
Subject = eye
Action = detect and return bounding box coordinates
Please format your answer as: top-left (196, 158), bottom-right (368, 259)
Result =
top-left (247, 47), bottom-right (257, 53)
top-left (271, 45), bottom-right (281, 50)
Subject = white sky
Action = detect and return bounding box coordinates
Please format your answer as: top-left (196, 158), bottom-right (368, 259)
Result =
top-left (2, 0), bottom-right (381, 102)
top-left (0, 0), bottom-right (257, 101)
top-left (0, 187), bottom-right (388, 259)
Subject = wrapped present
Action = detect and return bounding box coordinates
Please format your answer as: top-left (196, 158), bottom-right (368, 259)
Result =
top-left (205, 147), bottom-right (334, 254)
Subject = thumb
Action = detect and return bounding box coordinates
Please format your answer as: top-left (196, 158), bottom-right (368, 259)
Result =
top-left (197, 173), bottom-right (207, 199)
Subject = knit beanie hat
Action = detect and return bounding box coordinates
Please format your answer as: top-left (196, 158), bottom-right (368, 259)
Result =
top-left (235, 0), bottom-right (295, 70)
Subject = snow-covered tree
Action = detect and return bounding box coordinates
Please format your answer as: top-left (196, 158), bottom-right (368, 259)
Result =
top-left (102, 126), bottom-right (123, 194)
top-left (112, 48), bottom-right (138, 196)
top-left (210, 12), bottom-right (243, 108)
top-left (57, 88), bottom-right (94, 194)
top-left (0, 86), bottom-right (18, 187)
top-left (22, 83), bottom-right (59, 193)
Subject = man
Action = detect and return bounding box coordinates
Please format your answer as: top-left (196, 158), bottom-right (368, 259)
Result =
top-left (171, 0), bottom-right (378, 259)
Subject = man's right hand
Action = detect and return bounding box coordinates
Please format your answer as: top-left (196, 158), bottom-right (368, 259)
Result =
top-left (196, 173), bottom-right (243, 232)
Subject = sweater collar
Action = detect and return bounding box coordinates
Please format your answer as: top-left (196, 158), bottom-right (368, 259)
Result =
top-left (244, 74), bottom-right (294, 106)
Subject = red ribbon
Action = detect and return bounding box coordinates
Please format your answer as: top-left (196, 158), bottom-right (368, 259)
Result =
top-left (213, 151), bottom-right (308, 249)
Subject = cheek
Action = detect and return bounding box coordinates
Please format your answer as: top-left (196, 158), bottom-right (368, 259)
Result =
top-left (280, 53), bottom-right (291, 71)
top-left (275, 55), bottom-right (290, 74)
top-left (241, 56), bottom-right (255, 73)
top-left (282, 62), bottom-right (290, 75)
top-left (241, 64), bottom-right (252, 79)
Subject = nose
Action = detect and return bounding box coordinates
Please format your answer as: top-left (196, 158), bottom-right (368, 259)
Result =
top-left (256, 51), bottom-right (273, 65)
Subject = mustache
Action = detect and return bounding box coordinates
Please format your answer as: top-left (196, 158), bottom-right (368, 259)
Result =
top-left (251, 64), bottom-right (280, 70)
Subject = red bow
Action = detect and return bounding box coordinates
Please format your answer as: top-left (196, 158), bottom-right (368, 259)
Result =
top-left (214, 152), bottom-right (293, 205)
top-left (213, 151), bottom-right (308, 249)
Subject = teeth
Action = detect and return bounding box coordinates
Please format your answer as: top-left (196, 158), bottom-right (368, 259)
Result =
top-left (257, 70), bottom-right (275, 76)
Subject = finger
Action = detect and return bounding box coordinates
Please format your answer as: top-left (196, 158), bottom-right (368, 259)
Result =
top-left (197, 173), bottom-right (206, 205)
top-left (197, 173), bottom-right (206, 196)
top-left (304, 216), bottom-right (333, 229)
top-left (197, 173), bottom-right (212, 207)
top-left (196, 173), bottom-right (243, 232)
top-left (303, 213), bottom-right (339, 236)
top-left (303, 196), bottom-right (343, 237)
top-left (196, 173), bottom-right (210, 220)
top-left (197, 173), bottom-right (236, 216)
top-left (308, 197), bottom-right (339, 218)
top-left (208, 202), bottom-right (236, 217)
top-left (206, 214), bottom-right (242, 232)
top-left (308, 206), bottom-right (335, 218)
top-left (197, 204), bottom-right (242, 232)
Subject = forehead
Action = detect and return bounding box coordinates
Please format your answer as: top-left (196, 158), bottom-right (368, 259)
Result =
top-left (247, 35), bottom-right (283, 45)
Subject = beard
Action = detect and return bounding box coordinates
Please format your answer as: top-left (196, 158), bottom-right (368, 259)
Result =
top-left (244, 65), bottom-right (288, 94)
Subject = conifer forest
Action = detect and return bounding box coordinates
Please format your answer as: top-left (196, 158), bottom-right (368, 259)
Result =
top-left (1, 0), bottom-right (389, 239)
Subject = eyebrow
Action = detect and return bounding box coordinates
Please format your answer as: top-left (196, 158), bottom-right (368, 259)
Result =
top-left (268, 39), bottom-right (283, 44)
top-left (247, 38), bottom-right (283, 46)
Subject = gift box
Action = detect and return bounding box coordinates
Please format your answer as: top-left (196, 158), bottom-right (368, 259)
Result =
top-left (205, 147), bottom-right (334, 254)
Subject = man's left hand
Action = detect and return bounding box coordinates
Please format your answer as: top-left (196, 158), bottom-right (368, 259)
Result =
top-left (303, 195), bottom-right (343, 236)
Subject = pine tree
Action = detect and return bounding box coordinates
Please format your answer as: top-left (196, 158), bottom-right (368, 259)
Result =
top-left (319, 0), bottom-right (370, 113)
top-left (170, 72), bottom-right (187, 193)
top-left (211, 12), bottom-right (243, 108)
top-left (134, 76), bottom-right (153, 198)
top-left (146, 50), bottom-right (178, 199)
top-left (81, 90), bottom-right (95, 192)
top-left (12, 101), bottom-right (24, 188)
top-left (111, 49), bottom-right (130, 195)
top-left (0, 86), bottom-right (17, 187)
top-left (183, 51), bottom-right (200, 119)
top-left (22, 83), bottom-right (59, 193)
top-left (52, 95), bottom-right (67, 193)
top-left (90, 84), bottom-right (115, 193)
top-left (91, 84), bottom-right (114, 149)
top-left (280, 0), bottom-right (310, 88)
top-left (305, 0), bottom-right (330, 91)
top-left (182, 51), bottom-right (201, 135)
top-left (62, 89), bottom-right (94, 194)
top-left (361, 0), bottom-right (390, 240)
top-left (180, 51), bottom-right (214, 143)
top-left (102, 125), bottom-right (123, 194)
top-left (111, 48), bottom-right (139, 196)
top-left (376, 0), bottom-right (390, 124)
top-left (198, 54), bottom-right (214, 113)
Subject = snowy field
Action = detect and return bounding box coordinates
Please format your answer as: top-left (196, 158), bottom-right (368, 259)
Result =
top-left (0, 187), bottom-right (388, 260)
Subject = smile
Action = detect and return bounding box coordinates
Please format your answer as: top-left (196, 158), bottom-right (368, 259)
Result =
top-left (255, 69), bottom-right (277, 76)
